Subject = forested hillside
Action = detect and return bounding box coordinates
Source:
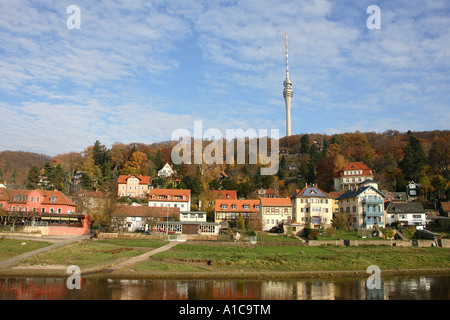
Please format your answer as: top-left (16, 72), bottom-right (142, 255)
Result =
top-left (0, 130), bottom-right (449, 209)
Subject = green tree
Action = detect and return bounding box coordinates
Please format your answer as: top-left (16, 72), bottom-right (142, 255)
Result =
top-left (400, 134), bottom-right (426, 181)
top-left (331, 212), bottom-right (350, 230)
top-left (300, 134), bottom-right (310, 154)
top-left (237, 215), bottom-right (246, 231)
top-left (52, 163), bottom-right (66, 191)
top-left (208, 179), bottom-right (221, 190)
top-left (26, 165), bottom-right (40, 189)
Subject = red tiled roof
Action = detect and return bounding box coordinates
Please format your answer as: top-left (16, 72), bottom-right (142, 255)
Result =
top-left (117, 175), bottom-right (151, 184)
top-left (333, 162), bottom-right (372, 178)
top-left (115, 205), bottom-right (180, 218)
top-left (441, 202), bottom-right (450, 212)
top-left (260, 197), bottom-right (292, 207)
top-left (215, 199), bottom-right (260, 213)
top-left (149, 189), bottom-right (191, 202)
top-left (0, 188), bottom-right (76, 207)
top-left (327, 191), bottom-right (344, 199)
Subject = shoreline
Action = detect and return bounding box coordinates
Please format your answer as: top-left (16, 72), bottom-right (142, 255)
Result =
top-left (1, 267), bottom-right (450, 281)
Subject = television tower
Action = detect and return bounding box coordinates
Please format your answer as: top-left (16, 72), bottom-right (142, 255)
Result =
top-left (283, 32), bottom-right (293, 137)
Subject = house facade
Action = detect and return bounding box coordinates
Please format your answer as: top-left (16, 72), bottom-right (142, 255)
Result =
top-left (406, 181), bottom-right (421, 201)
top-left (114, 205), bottom-right (180, 232)
top-left (386, 202), bottom-right (426, 228)
top-left (117, 175), bottom-right (151, 198)
top-left (0, 187), bottom-right (90, 235)
top-left (336, 184), bottom-right (386, 229)
top-left (291, 184), bottom-right (333, 229)
top-left (0, 188), bottom-right (77, 214)
top-left (333, 162), bottom-right (373, 192)
top-left (157, 163), bottom-right (176, 178)
top-left (148, 188), bottom-right (191, 212)
top-left (260, 197), bottom-right (292, 231)
top-left (214, 199), bottom-right (260, 224)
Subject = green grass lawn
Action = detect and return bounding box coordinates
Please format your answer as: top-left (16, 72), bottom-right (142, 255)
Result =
top-left (135, 242), bottom-right (450, 273)
top-left (315, 230), bottom-right (384, 241)
top-left (23, 240), bottom-right (149, 267)
top-left (96, 239), bottom-right (169, 248)
top-left (0, 238), bottom-right (52, 261)
top-left (256, 233), bottom-right (302, 242)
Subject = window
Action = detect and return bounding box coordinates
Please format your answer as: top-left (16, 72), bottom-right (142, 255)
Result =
top-left (30, 196), bottom-right (34, 202)
top-left (232, 205), bottom-right (236, 209)
top-left (58, 208), bottom-right (62, 213)
top-left (410, 190), bottom-right (416, 195)
top-left (243, 205), bottom-right (250, 209)
top-left (221, 204), bottom-right (228, 209)
top-left (352, 206), bottom-right (356, 213)
top-left (36, 196), bottom-right (40, 202)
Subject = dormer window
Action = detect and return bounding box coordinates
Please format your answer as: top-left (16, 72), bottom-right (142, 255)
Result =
top-left (14, 195), bottom-right (19, 201)
top-left (50, 196), bottom-right (57, 203)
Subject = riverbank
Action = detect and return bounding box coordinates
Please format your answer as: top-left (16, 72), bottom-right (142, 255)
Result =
top-left (1, 266), bottom-right (450, 281)
top-left (1, 237), bottom-right (450, 280)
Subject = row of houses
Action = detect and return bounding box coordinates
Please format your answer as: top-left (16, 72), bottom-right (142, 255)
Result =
top-left (111, 161), bottom-right (434, 236)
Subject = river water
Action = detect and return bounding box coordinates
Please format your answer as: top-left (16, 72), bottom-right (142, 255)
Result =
top-left (0, 275), bottom-right (449, 300)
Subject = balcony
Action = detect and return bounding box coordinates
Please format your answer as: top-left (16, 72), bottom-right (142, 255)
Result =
top-left (362, 197), bottom-right (384, 205)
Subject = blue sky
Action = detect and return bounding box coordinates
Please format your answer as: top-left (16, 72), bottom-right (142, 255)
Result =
top-left (0, 0), bottom-right (449, 156)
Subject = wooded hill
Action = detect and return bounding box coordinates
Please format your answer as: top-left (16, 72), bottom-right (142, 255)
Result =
top-left (1, 129), bottom-right (449, 209)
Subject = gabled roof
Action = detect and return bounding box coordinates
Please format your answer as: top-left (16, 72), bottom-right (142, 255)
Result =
top-left (292, 185), bottom-right (331, 198)
top-left (215, 199), bottom-right (260, 212)
top-left (260, 197), bottom-right (292, 207)
top-left (386, 202), bottom-right (425, 214)
top-left (333, 162), bottom-right (372, 178)
top-left (327, 191), bottom-right (344, 199)
top-left (441, 202), bottom-right (450, 212)
top-left (115, 205), bottom-right (180, 218)
top-left (336, 186), bottom-right (386, 201)
top-left (0, 188), bottom-right (76, 207)
top-left (149, 188), bottom-right (191, 201)
top-left (117, 175), bottom-right (151, 185)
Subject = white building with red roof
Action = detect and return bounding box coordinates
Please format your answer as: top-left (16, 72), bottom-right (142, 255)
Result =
top-left (148, 188), bottom-right (191, 212)
top-left (333, 162), bottom-right (374, 192)
top-left (214, 199), bottom-right (260, 224)
top-left (260, 197), bottom-right (293, 231)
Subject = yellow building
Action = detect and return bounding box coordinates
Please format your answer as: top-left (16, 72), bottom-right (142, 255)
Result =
top-left (117, 175), bottom-right (151, 198)
top-left (260, 197), bottom-right (293, 231)
top-left (291, 184), bottom-right (333, 229)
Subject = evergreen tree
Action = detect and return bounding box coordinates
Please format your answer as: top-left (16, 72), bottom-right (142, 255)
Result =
top-left (52, 163), bottom-right (66, 191)
top-left (26, 165), bottom-right (40, 189)
top-left (300, 134), bottom-right (310, 154)
top-left (400, 134), bottom-right (426, 181)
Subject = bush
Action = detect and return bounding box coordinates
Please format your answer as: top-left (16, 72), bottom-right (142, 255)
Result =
top-left (401, 226), bottom-right (416, 239)
top-left (303, 227), bottom-right (318, 240)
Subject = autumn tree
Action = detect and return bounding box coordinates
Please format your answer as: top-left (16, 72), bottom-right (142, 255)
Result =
top-left (122, 151), bottom-right (148, 175)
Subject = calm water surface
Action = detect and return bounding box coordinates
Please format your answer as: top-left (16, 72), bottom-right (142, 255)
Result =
top-left (0, 275), bottom-right (449, 300)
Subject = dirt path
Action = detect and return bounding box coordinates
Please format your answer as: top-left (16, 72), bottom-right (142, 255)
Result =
top-left (106, 241), bottom-right (179, 273)
top-left (0, 235), bottom-right (91, 270)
